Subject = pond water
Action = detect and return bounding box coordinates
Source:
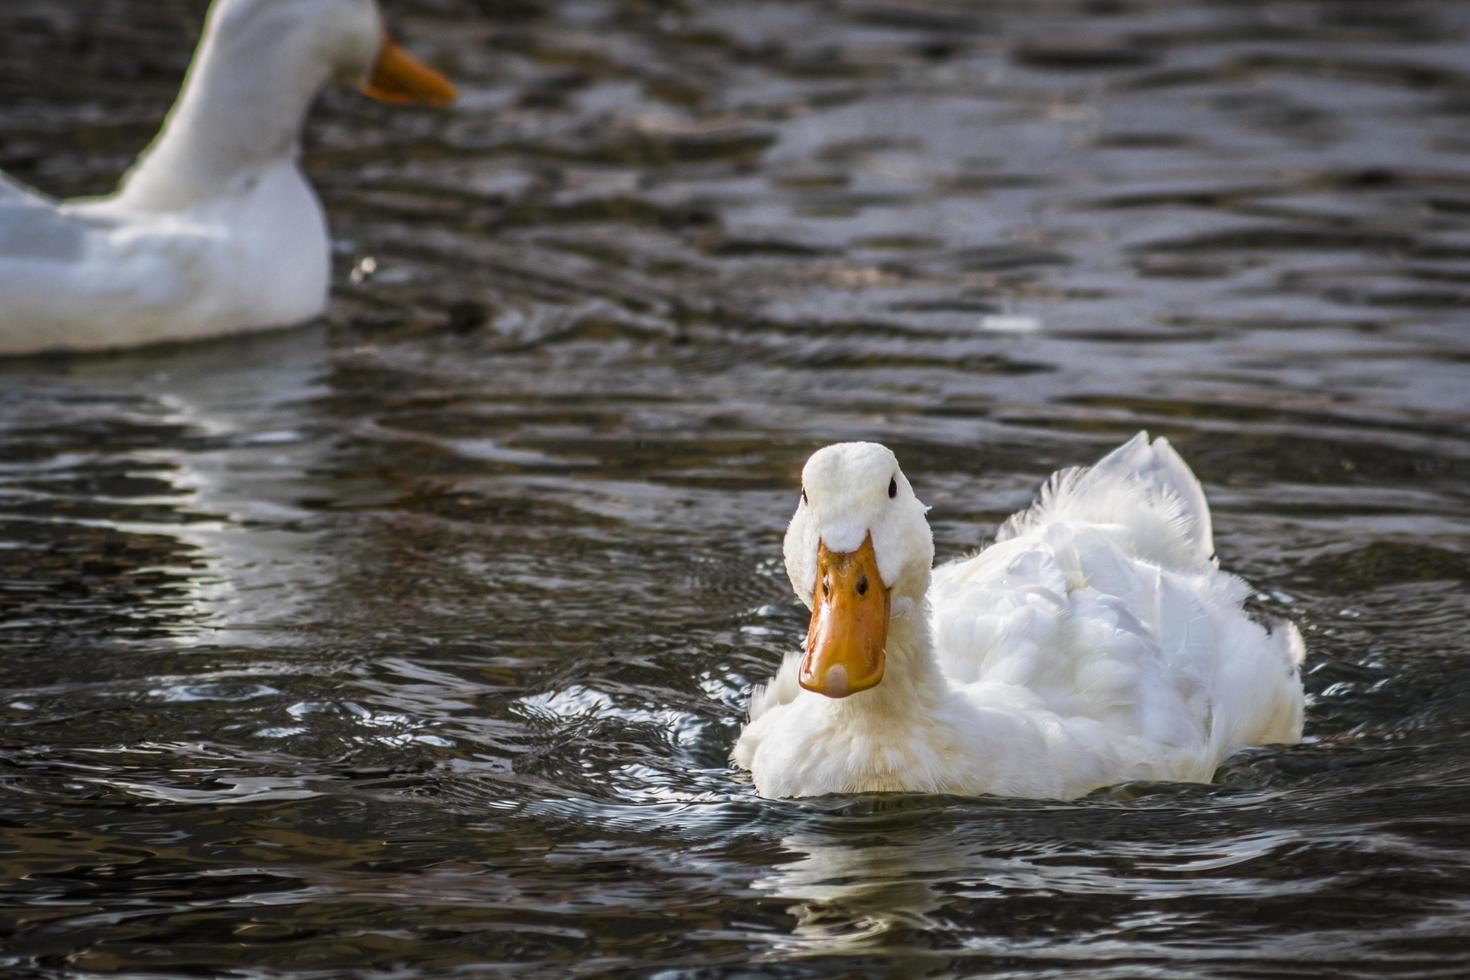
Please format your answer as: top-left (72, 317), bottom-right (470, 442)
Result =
top-left (2, 0), bottom-right (1469, 974)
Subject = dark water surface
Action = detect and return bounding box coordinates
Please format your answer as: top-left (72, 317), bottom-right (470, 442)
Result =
top-left (3, 0), bottom-right (1470, 975)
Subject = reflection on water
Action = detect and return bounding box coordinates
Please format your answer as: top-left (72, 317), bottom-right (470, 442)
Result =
top-left (2, 0), bottom-right (1469, 974)
top-left (758, 816), bottom-right (954, 957)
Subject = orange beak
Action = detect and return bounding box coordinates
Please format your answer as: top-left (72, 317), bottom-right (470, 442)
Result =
top-left (799, 533), bottom-right (890, 699)
top-left (360, 31), bottom-right (457, 106)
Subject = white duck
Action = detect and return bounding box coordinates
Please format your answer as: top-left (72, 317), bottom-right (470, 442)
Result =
top-left (733, 433), bottom-right (1305, 799)
top-left (0, 0), bottom-right (455, 354)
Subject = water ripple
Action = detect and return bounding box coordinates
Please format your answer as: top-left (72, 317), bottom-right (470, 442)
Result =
top-left (1, 0), bottom-right (1468, 974)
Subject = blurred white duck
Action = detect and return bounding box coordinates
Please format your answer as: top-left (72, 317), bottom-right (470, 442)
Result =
top-left (733, 433), bottom-right (1305, 799)
top-left (0, 0), bottom-right (455, 354)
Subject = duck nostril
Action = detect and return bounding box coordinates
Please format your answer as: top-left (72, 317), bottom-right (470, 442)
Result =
top-left (856, 573), bottom-right (868, 596)
top-left (821, 576), bottom-right (831, 596)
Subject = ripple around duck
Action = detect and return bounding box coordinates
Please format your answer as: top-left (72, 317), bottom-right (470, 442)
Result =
top-left (2, 0), bottom-right (1470, 974)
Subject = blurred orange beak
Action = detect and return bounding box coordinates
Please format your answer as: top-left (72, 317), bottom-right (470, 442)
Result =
top-left (360, 31), bottom-right (456, 106)
top-left (799, 534), bottom-right (889, 699)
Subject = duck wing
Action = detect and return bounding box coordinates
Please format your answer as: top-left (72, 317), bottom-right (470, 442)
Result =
top-left (994, 430), bottom-right (1215, 569)
top-left (929, 432), bottom-right (1303, 771)
top-left (0, 171), bottom-right (93, 261)
top-left (0, 170), bottom-right (50, 204)
top-left (0, 180), bottom-right (221, 353)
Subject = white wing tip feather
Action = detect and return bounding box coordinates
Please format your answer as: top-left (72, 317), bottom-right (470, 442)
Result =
top-left (997, 431), bottom-right (1215, 571)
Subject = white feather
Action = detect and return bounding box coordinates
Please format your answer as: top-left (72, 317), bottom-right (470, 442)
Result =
top-left (733, 432), bottom-right (1306, 799)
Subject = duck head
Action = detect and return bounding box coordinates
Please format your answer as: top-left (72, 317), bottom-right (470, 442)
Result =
top-left (783, 443), bottom-right (934, 699)
top-left (204, 0), bottom-right (456, 106)
top-left (117, 0), bottom-right (456, 209)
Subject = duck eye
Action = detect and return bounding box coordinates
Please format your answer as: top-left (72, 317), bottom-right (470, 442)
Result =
top-left (801, 487), bottom-right (808, 505)
top-left (888, 476), bottom-right (897, 499)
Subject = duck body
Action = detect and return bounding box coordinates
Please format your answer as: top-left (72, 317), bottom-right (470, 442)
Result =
top-left (0, 0), bottom-right (454, 355)
top-left (0, 163), bottom-right (328, 353)
top-left (733, 433), bottom-right (1305, 800)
